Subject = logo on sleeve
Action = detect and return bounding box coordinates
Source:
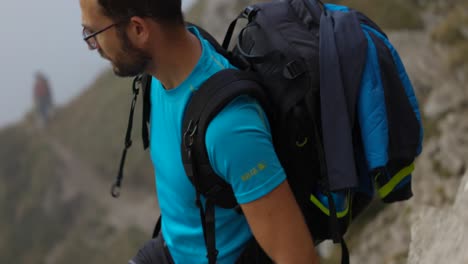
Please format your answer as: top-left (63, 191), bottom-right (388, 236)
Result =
top-left (241, 161), bottom-right (268, 182)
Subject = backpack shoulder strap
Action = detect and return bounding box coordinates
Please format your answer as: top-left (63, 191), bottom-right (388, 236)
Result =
top-left (139, 21), bottom-right (253, 150)
top-left (181, 68), bottom-right (267, 264)
top-left (181, 68), bottom-right (268, 207)
top-left (140, 23), bottom-right (227, 151)
top-left (141, 73), bottom-right (152, 150)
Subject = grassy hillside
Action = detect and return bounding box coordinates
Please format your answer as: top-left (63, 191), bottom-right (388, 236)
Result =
top-left (48, 70), bottom-right (154, 189)
top-left (0, 125), bottom-right (69, 263)
top-left (0, 121), bottom-right (151, 263)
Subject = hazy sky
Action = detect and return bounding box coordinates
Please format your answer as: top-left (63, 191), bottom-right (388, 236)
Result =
top-left (0, 0), bottom-right (195, 128)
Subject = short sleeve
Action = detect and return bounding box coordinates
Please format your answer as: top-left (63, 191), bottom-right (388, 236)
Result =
top-left (205, 96), bottom-right (286, 204)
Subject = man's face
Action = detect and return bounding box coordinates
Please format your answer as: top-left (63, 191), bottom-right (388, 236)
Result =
top-left (80, 0), bottom-right (151, 77)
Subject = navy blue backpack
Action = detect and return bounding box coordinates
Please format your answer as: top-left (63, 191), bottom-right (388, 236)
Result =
top-left (113, 1), bottom-right (423, 263)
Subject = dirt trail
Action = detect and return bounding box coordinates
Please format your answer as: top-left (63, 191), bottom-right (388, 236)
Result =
top-left (21, 123), bottom-right (160, 263)
top-left (46, 136), bottom-right (159, 232)
top-left (22, 121), bottom-right (159, 232)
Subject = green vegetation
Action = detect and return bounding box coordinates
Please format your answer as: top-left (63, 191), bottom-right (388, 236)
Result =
top-left (331, 0), bottom-right (424, 30)
top-left (430, 1), bottom-right (468, 74)
top-left (421, 113), bottom-right (440, 141)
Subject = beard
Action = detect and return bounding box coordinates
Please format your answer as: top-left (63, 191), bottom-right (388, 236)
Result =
top-left (106, 29), bottom-right (152, 77)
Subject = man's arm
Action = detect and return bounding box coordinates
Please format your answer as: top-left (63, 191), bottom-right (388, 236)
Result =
top-left (206, 97), bottom-right (319, 263)
top-left (240, 180), bottom-right (319, 264)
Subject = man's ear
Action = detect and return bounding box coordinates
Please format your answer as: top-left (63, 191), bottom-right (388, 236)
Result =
top-left (127, 16), bottom-right (150, 48)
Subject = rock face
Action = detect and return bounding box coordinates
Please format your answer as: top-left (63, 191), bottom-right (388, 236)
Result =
top-left (190, 0), bottom-right (269, 41)
top-left (408, 171), bottom-right (468, 264)
top-left (348, 29), bottom-right (468, 264)
top-left (349, 55), bottom-right (467, 264)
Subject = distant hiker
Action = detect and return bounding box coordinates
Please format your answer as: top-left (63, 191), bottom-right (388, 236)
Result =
top-left (33, 72), bottom-right (53, 127)
top-left (80, 0), bottom-right (423, 263)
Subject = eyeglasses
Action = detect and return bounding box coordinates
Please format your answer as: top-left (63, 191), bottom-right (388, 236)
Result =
top-left (82, 23), bottom-right (117, 50)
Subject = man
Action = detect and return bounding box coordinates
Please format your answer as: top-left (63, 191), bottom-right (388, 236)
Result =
top-left (79, 0), bottom-right (319, 263)
top-left (33, 71), bottom-right (53, 127)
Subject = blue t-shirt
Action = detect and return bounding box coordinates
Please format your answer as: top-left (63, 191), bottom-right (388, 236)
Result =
top-left (150, 27), bottom-right (286, 264)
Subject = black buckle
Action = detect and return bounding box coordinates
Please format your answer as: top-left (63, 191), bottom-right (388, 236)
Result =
top-left (242, 6), bottom-right (259, 21)
top-left (183, 120), bottom-right (198, 149)
top-left (283, 60), bottom-right (305, 80)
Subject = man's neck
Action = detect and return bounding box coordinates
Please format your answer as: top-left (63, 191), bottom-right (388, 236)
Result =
top-left (146, 28), bottom-right (201, 90)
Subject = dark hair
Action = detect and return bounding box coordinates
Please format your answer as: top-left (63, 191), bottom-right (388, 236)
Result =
top-left (98, 0), bottom-right (184, 26)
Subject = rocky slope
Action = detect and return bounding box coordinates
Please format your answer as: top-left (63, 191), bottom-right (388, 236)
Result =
top-left (0, 117), bottom-right (159, 264)
top-left (408, 171), bottom-right (468, 263)
top-left (345, 3), bottom-right (468, 263)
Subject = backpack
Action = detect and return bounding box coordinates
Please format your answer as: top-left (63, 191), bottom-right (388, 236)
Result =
top-left (112, 1), bottom-right (423, 263)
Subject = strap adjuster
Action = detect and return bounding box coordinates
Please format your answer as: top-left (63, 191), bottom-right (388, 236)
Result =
top-left (283, 60), bottom-right (305, 79)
